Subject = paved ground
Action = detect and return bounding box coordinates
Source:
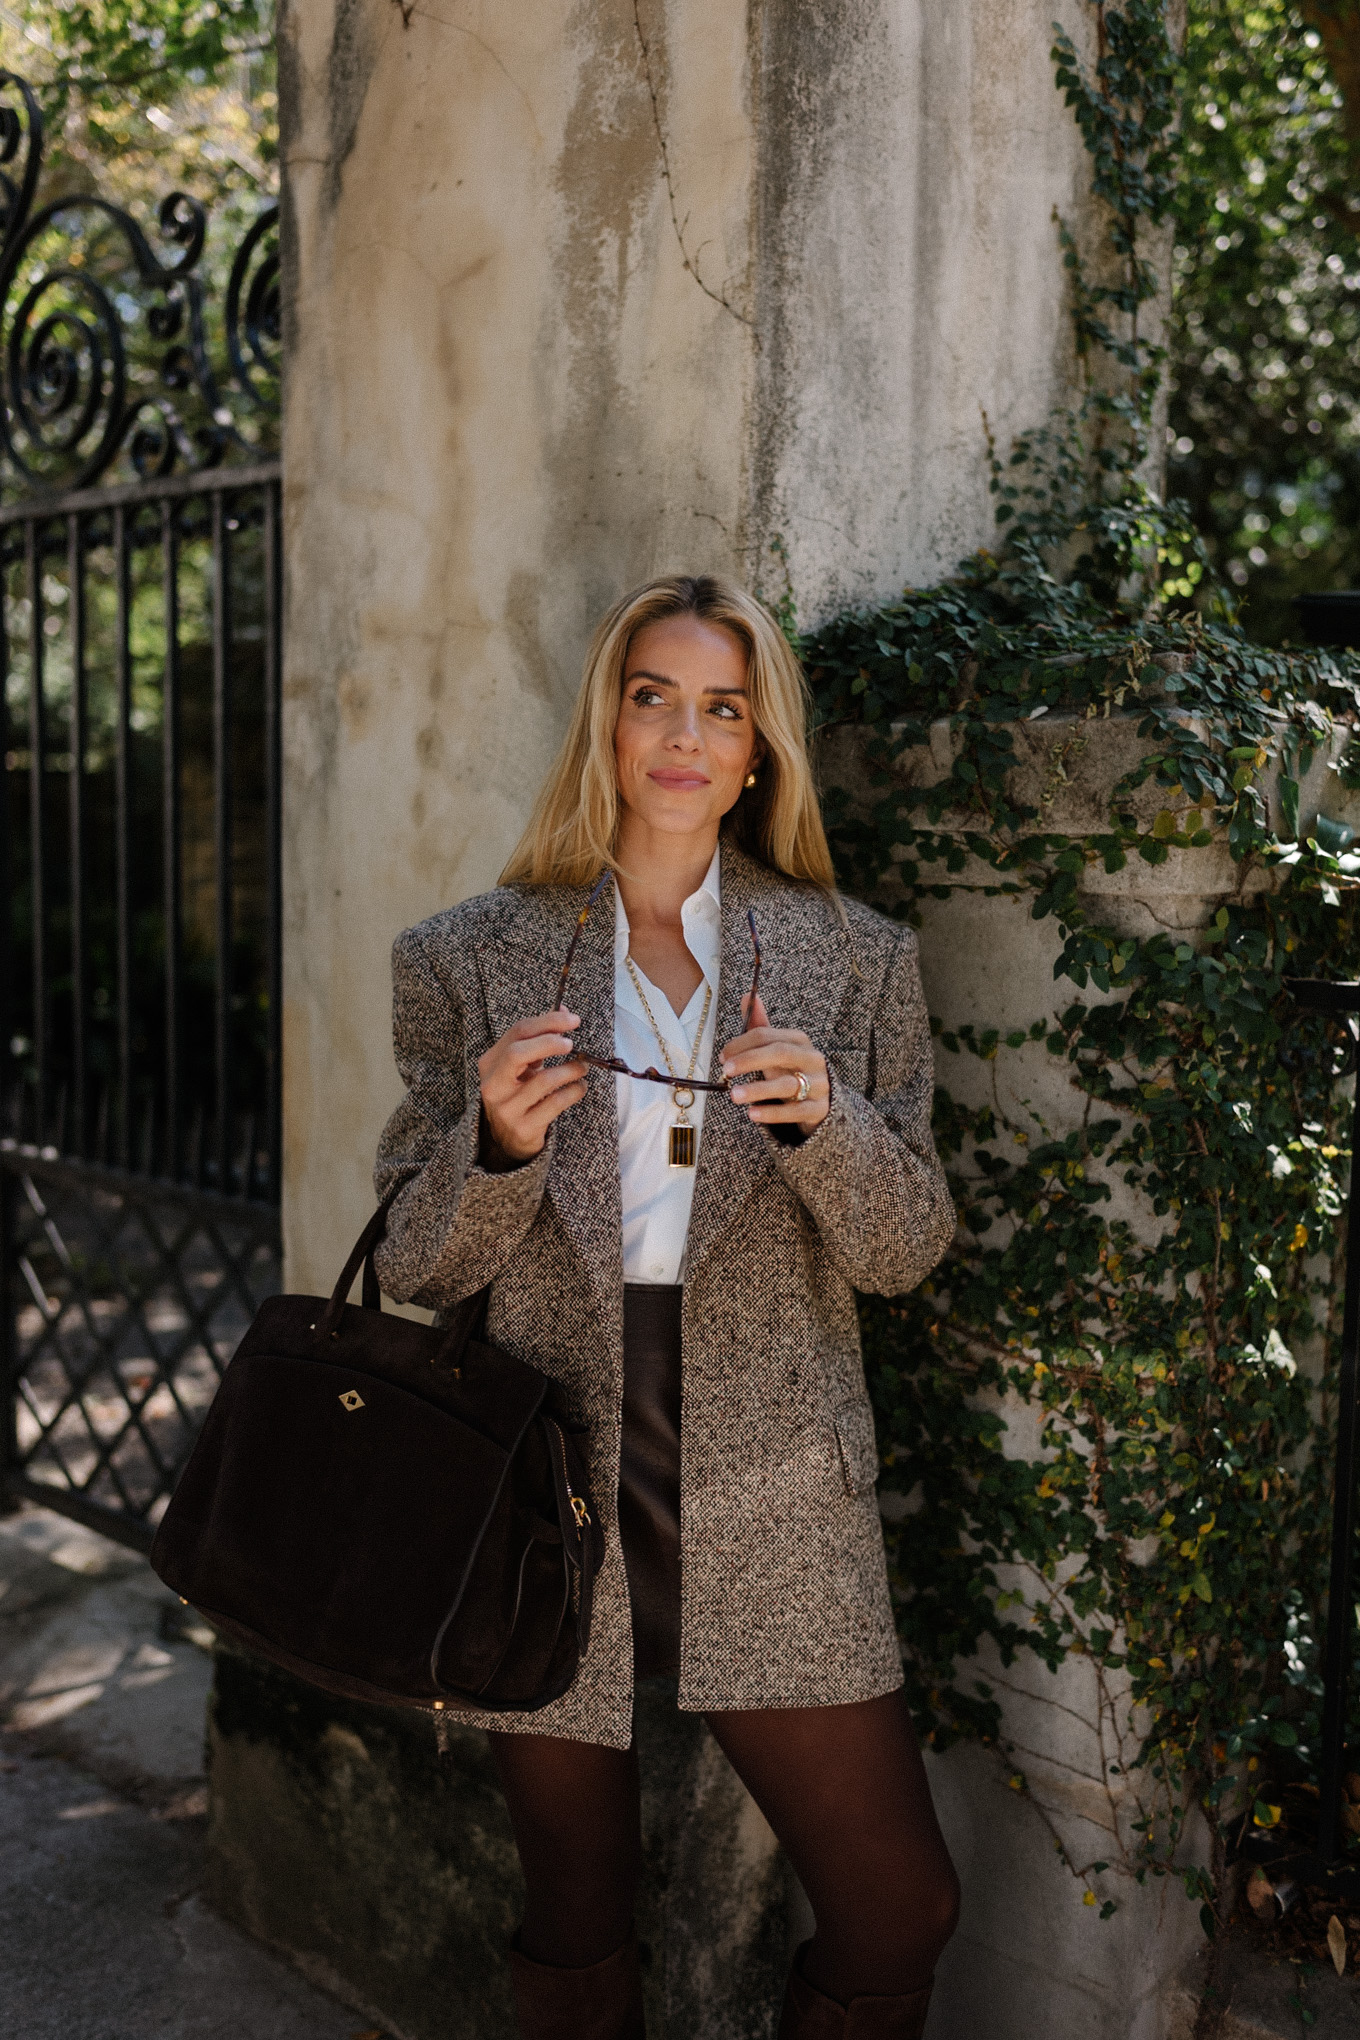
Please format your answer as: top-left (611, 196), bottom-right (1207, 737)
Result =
top-left (4, 1494), bottom-right (1357, 2039)
top-left (0, 1499), bottom-right (379, 2040)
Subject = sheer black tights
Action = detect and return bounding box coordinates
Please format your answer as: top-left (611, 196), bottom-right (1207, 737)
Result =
top-left (488, 1688), bottom-right (960, 2003)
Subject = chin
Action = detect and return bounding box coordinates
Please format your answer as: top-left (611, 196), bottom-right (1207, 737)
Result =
top-left (640, 803), bottom-right (723, 834)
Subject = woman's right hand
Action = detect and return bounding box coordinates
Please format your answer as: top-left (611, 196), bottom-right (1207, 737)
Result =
top-left (477, 1009), bottom-right (587, 1166)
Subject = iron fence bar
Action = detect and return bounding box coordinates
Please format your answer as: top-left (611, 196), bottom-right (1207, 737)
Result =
top-left (114, 504), bottom-right (133, 1167)
top-left (0, 556), bottom-right (10, 1119)
top-left (0, 460), bottom-right (281, 529)
top-left (0, 1164), bottom-right (15, 1515)
top-left (3, 1472), bottom-right (156, 1556)
top-left (263, 478), bottom-right (282, 1202)
top-left (25, 520), bottom-right (46, 1135)
top-left (67, 513), bottom-right (88, 1159)
top-left (161, 500), bottom-right (181, 1182)
top-left (212, 491), bottom-right (233, 1195)
top-left (1318, 1064), bottom-right (1360, 1861)
top-left (1287, 977), bottom-right (1360, 1863)
top-left (0, 1141), bottom-right (281, 1234)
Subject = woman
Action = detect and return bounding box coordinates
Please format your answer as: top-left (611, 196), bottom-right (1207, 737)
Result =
top-left (373, 575), bottom-right (960, 2040)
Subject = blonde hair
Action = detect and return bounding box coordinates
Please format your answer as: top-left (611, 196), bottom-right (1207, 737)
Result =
top-left (499, 574), bottom-right (835, 890)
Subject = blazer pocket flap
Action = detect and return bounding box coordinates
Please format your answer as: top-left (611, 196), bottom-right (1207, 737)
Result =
top-left (833, 1399), bottom-right (879, 1496)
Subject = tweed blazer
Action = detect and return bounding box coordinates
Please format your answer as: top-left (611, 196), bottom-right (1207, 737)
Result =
top-left (372, 838), bottom-right (955, 1749)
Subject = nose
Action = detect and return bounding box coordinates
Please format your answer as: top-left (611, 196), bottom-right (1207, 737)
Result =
top-left (665, 700), bottom-right (703, 750)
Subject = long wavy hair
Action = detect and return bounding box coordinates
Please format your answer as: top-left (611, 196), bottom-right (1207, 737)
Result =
top-left (499, 574), bottom-right (835, 889)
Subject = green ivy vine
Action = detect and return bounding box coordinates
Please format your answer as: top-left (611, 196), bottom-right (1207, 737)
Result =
top-left (797, 0), bottom-right (1360, 1929)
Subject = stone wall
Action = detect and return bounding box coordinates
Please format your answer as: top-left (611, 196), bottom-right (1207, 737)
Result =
top-left (277, 0), bottom-right (1107, 1291)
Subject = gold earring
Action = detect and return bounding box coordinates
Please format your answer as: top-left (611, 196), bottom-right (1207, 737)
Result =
top-left (744, 772), bottom-right (757, 789)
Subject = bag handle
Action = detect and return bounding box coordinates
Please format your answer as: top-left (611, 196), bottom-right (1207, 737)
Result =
top-left (314, 1191), bottom-right (492, 1374)
top-left (316, 1193), bottom-right (396, 1340)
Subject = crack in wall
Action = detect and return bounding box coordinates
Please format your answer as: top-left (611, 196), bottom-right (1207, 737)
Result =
top-left (631, 0), bottom-right (756, 336)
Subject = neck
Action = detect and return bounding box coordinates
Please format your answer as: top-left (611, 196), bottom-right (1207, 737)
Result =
top-left (613, 812), bottom-right (719, 931)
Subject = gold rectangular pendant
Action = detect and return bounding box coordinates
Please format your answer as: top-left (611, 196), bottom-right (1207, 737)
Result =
top-left (668, 1123), bottom-right (697, 1169)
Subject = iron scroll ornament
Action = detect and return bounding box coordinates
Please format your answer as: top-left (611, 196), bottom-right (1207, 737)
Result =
top-left (0, 69), bottom-right (279, 497)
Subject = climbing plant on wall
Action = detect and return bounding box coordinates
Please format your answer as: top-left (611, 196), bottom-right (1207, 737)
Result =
top-left (800, 0), bottom-right (1360, 1926)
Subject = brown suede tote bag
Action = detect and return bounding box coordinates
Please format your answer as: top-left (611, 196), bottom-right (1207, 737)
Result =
top-left (150, 1198), bottom-right (602, 1716)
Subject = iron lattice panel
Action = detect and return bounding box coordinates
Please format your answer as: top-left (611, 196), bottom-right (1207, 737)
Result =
top-left (2, 1146), bottom-right (280, 1551)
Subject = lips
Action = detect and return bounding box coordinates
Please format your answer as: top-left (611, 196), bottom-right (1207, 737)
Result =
top-left (648, 769), bottom-right (710, 788)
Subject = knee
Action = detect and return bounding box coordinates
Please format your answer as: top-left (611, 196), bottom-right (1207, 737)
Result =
top-left (880, 1846), bottom-right (961, 1977)
top-left (920, 1855), bottom-right (962, 1964)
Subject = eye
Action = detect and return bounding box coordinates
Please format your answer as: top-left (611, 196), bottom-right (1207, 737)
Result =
top-left (708, 699), bottom-right (742, 720)
top-left (628, 684), bottom-right (666, 707)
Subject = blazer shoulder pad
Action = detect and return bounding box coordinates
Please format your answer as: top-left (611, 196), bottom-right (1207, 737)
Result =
top-left (836, 890), bottom-right (916, 960)
top-left (398, 885), bottom-right (529, 960)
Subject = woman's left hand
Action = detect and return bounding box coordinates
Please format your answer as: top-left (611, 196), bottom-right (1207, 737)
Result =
top-left (720, 994), bottom-right (830, 1132)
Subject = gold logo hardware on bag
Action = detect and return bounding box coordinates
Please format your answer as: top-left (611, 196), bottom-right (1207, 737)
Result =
top-left (338, 1389), bottom-right (365, 1411)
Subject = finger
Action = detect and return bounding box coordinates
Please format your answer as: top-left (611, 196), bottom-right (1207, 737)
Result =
top-left (493, 1030), bottom-right (583, 1077)
top-left (518, 1076), bottom-right (589, 1133)
top-left (481, 1020), bottom-right (583, 1085)
top-left (724, 1044), bottom-right (822, 1082)
top-left (501, 1060), bottom-right (588, 1111)
top-left (486, 1070), bottom-right (587, 1153)
top-left (720, 1026), bottom-right (808, 1067)
top-left (728, 1071), bottom-right (826, 1105)
top-left (504, 1009), bottom-right (581, 1042)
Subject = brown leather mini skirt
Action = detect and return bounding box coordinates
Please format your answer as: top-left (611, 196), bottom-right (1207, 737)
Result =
top-left (619, 1284), bottom-right (683, 1678)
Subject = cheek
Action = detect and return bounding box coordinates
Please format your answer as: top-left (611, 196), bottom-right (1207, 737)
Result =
top-left (614, 718), bottom-right (643, 779)
top-left (715, 725), bottom-right (757, 777)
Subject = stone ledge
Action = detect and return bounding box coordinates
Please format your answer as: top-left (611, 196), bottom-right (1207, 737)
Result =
top-left (207, 1645), bottom-right (794, 2040)
top-left (1165, 1934), bottom-right (1360, 2039)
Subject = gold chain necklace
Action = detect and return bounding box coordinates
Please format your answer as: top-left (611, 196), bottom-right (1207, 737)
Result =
top-left (623, 956), bottom-right (713, 1170)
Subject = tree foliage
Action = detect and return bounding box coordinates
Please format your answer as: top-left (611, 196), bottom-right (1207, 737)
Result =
top-left (0, 0), bottom-right (276, 224)
top-left (1169, 1), bottom-right (1360, 643)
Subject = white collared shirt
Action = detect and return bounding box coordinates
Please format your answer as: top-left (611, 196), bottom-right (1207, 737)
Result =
top-left (615, 846), bottom-right (721, 1286)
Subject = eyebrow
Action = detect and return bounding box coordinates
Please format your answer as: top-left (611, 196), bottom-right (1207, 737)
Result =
top-left (625, 668), bottom-right (749, 696)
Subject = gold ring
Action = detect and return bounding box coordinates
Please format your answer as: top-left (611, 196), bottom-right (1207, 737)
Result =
top-left (673, 1087), bottom-right (696, 1111)
top-left (794, 1071), bottom-right (811, 1104)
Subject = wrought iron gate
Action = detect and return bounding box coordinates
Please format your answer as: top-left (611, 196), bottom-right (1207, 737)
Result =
top-left (0, 72), bottom-right (283, 1553)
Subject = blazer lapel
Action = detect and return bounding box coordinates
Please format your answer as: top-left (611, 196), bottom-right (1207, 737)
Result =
top-left (478, 883), bottom-right (623, 1322)
top-left (684, 843), bottom-right (853, 1279)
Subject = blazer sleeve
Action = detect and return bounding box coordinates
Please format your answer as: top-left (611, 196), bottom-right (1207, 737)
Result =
top-left (371, 925), bottom-right (554, 1310)
top-left (765, 924), bottom-right (955, 1294)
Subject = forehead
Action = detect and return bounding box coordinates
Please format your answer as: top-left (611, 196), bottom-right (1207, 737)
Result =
top-left (624, 613), bottom-right (748, 679)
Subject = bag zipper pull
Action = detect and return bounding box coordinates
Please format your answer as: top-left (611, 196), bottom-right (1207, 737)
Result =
top-left (554, 1423), bottom-right (592, 1532)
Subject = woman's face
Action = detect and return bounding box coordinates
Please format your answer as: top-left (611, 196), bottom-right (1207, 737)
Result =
top-left (614, 615), bottom-right (762, 841)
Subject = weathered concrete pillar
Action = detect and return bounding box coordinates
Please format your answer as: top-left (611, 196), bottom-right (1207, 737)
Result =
top-left (277, 0), bottom-right (1105, 1291)
top-left (234, 3), bottom-right (1133, 2035)
top-left (825, 715), bottom-right (1359, 2040)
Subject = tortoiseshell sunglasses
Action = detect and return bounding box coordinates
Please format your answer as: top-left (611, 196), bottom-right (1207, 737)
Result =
top-left (550, 872), bottom-right (762, 1094)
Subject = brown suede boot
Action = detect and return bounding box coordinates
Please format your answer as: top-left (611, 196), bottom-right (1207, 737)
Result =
top-left (508, 1932), bottom-right (646, 2040)
top-left (778, 1942), bottom-right (933, 2040)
